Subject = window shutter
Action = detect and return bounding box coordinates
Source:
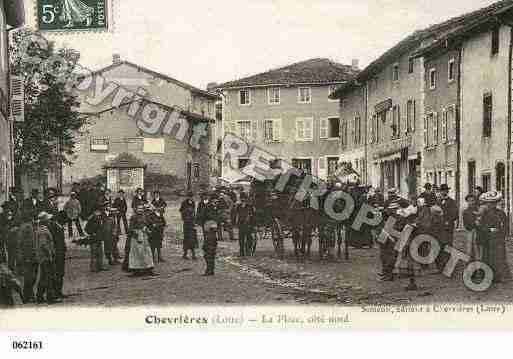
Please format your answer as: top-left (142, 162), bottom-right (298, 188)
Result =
top-left (305, 118), bottom-right (313, 140)
top-left (320, 118), bottom-right (329, 139)
top-left (411, 100), bottom-right (417, 132)
top-left (296, 119), bottom-right (302, 140)
top-left (441, 110), bottom-right (447, 143)
top-left (273, 119), bottom-right (282, 142)
top-left (251, 120), bottom-right (258, 141)
top-left (318, 157), bottom-right (327, 180)
top-left (434, 112), bottom-right (439, 145)
top-left (423, 115), bottom-right (428, 148)
top-left (10, 76), bottom-right (24, 122)
top-left (370, 115), bottom-right (375, 143)
top-left (397, 104), bottom-right (401, 136)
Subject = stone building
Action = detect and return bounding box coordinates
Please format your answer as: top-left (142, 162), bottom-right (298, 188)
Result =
top-left (63, 56), bottom-right (219, 192)
top-left (0, 0), bottom-right (24, 203)
top-left (216, 58), bottom-right (359, 180)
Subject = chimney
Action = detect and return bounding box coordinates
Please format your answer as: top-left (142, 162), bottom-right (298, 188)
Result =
top-left (207, 82), bottom-right (218, 91)
top-left (351, 59), bottom-right (359, 70)
top-left (113, 54), bottom-right (121, 64)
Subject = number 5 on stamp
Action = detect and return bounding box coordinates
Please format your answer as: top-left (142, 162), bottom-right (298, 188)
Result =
top-left (36, 0), bottom-right (109, 32)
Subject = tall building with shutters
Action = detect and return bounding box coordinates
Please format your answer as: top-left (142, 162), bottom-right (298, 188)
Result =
top-left (216, 58), bottom-right (359, 180)
top-left (0, 0), bottom-right (25, 204)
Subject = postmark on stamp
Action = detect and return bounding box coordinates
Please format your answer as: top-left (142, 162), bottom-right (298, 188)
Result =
top-left (36, 0), bottom-right (109, 32)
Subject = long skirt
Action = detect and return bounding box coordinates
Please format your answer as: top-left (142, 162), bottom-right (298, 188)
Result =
top-left (485, 234), bottom-right (512, 283)
top-left (183, 221), bottom-right (198, 251)
top-left (465, 230), bottom-right (481, 260)
top-left (128, 231), bottom-right (154, 271)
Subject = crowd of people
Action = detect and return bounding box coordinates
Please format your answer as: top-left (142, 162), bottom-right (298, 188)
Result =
top-left (0, 183), bottom-right (169, 307)
top-left (1, 178), bottom-right (511, 306)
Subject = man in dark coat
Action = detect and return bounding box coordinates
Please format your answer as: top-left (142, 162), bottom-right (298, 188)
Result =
top-left (85, 204), bottom-right (107, 272)
top-left (47, 211), bottom-right (68, 299)
top-left (114, 190), bottom-right (129, 235)
top-left (435, 184), bottom-right (458, 271)
top-left (199, 192), bottom-right (220, 276)
top-left (132, 188), bottom-right (148, 212)
top-left (419, 183), bottom-right (437, 207)
top-left (0, 204), bottom-right (20, 271)
top-left (23, 189), bottom-right (44, 221)
top-left (233, 192), bottom-right (255, 257)
top-left (179, 192), bottom-right (197, 260)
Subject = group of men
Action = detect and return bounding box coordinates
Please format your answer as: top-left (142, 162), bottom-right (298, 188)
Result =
top-left (0, 184), bottom-right (169, 307)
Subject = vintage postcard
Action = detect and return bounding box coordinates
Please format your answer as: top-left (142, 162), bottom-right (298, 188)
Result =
top-left (2, 0), bottom-right (513, 336)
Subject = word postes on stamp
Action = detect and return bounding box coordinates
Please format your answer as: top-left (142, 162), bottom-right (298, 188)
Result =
top-left (36, 0), bottom-right (108, 32)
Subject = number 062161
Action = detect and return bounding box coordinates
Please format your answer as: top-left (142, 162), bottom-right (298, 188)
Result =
top-left (12, 341), bottom-right (43, 350)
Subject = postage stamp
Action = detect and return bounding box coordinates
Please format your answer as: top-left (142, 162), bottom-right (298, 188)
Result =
top-left (35, 0), bottom-right (109, 32)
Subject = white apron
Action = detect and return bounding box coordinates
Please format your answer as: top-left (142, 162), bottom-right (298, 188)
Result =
top-left (129, 229), bottom-right (154, 270)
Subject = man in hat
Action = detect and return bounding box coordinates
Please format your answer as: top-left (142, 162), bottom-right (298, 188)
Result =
top-left (179, 191), bottom-right (197, 260)
top-left (435, 184), bottom-right (458, 270)
top-left (233, 192), bottom-right (256, 257)
top-left (46, 210), bottom-right (68, 299)
top-left (64, 191), bottom-right (84, 238)
top-left (34, 212), bottom-right (59, 304)
top-left (132, 188), bottom-right (148, 212)
top-left (4, 187), bottom-right (20, 217)
top-left (23, 189), bottom-right (44, 221)
top-left (420, 183), bottom-right (437, 206)
top-left (476, 191), bottom-right (511, 283)
top-left (200, 191), bottom-right (221, 276)
top-left (85, 204), bottom-right (107, 272)
top-left (114, 190), bottom-right (129, 235)
top-left (378, 201), bottom-right (400, 281)
top-left (463, 194), bottom-right (479, 259)
top-left (0, 204), bottom-right (20, 271)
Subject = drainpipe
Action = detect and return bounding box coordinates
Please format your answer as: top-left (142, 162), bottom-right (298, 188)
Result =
top-left (507, 25), bottom-right (513, 234)
top-left (456, 45), bottom-right (463, 226)
top-left (364, 83), bottom-right (368, 185)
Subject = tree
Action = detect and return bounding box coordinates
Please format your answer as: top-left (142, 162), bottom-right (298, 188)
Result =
top-left (9, 29), bottom-right (87, 190)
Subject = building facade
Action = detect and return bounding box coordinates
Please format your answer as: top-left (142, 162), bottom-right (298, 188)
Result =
top-left (63, 57), bottom-right (219, 193)
top-left (0, 0), bottom-right (24, 203)
top-left (217, 58), bottom-right (358, 180)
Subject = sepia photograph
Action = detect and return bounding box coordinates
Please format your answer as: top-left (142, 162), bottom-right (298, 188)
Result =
top-left (1, 0), bottom-right (513, 336)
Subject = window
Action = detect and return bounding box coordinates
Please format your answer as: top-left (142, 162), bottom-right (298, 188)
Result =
top-left (425, 113), bottom-right (433, 147)
top-left (392, 63), bottom-right (399, 82)
top-left (298, 87), bottom-right (311, 103)
top-left (264, 119), bottom-right (282, 142)
top-left (376, 111), bottom-right (385, 143)
top-left (496, 162), bottom-right (506, 197)
top-left (492, 27), bottom-right (500, 55)
top-left (143, 138), bottom-right (165, 154)
top-left (448, 59), bottom-right (455, 82)
top-left (482, 173), bottom-right (491, 192)
top-left (329, 85), bottom-right (340, 101)
top-left (239, 89), bottom-right (251, 105)
top-left (392, 105), bottom-right (400, 139)
top-left (292, 158), bottom-right (312, 175)
top-left (408, 58), bottom-right (414, 74)
top-left (215, 102), bottom-right (222, 122)
top-left (268, 87), bottom-right (280, 105)
top-left (483, 93), bottom-right (492, 138)
top-left (238, 158), bottom-right (250, 169)
top-left (446, 105), bottom-right (456, 142)
top-left (90, 138), bottom-right (109, 152)
top-left (354, 115), bottom-right (361, 144)
top-left (406, 99), bottom-right (416, 133)
top-left (341, 120), bottom-right (348, 148)
top-left (429, 68), bottom-right (437, 89)
top-left (119, 169), bottom-right (134, 186)
top-left (327, 157), bottom-right (339, 178)
top-left (296, 118), bottom-right (313, 141)
top-left (468, 161), bottom-right (476, 194)
top-left (329, 117), bottom-right (340, 138)
top-left (238, 121), bottom-right (251, 140)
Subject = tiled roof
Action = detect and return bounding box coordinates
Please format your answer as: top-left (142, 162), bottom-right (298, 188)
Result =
top-left (93, 60), bottom-right (220, 100)
top-left (332, 0), bottom-right (513, 98)
top-left (217, 58), bottom-right (359, 89)
top-left (103, 153), bottom-right (146, 169)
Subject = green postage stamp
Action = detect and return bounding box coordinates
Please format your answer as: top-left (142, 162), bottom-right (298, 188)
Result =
top-left (36, 0), bottom-right (108, 31)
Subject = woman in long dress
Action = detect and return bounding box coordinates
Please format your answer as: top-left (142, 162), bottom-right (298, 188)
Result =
top-left (60, 0), bottom-right (94, 27)
top-left (179, 192), bottom-right (198, 260)
top-left (127, 205), bottom-right (155, 276)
